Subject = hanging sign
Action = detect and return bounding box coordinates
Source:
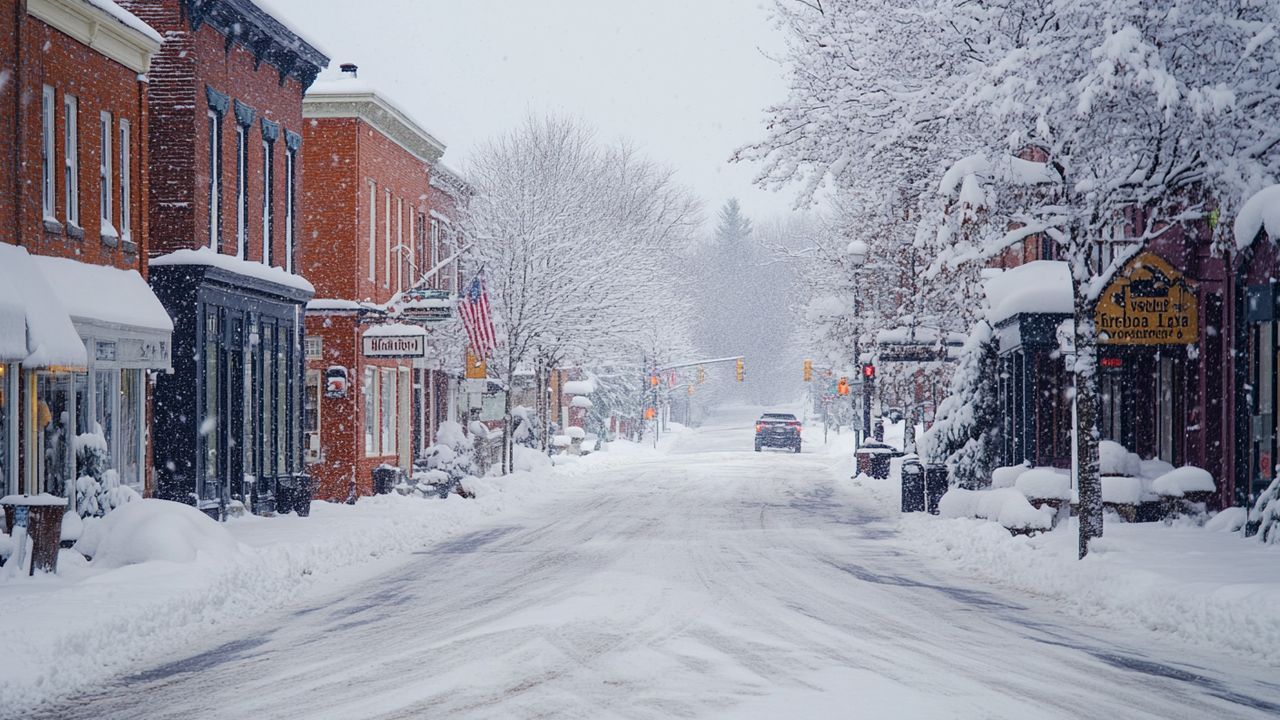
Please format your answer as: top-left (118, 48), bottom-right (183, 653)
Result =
top-left (465, 349), bottom-right (487, 379)
top-left (1096, 252), bottom-right (1198, 345)
top-left (362, 328), bottom-right (427, 358)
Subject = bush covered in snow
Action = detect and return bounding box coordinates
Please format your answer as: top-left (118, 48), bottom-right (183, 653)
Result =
top-left (413, 421), bottom-right (478, 499)
top-left (938, 487), bottom-right (1054, 532)
top-left (1247, 476), bottom-right (1280, 544)
top-left (73, 430), bottom-right (140, 519)
top-left (921, 323), bottom-right (1001, 489)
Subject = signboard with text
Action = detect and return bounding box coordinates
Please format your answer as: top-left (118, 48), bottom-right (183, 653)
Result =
top-left (362, 333), bottom-right (427, 358)
top-left (1096, 252), bottom-right (1198, 345)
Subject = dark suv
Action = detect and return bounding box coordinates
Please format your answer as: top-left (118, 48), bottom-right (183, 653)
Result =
top-left (755, 413), bottom-right (802, 453)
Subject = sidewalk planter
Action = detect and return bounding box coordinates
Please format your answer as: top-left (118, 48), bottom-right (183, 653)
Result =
top-left (372, 465), bottom-right (400, 495)
top-left (856, 441), bottom-right (901, 479)
top-left (1, 495), bottom-right (67, 575)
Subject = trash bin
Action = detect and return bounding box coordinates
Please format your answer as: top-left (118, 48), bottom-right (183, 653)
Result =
top-left (900, 459), bottom-right (925, 513)
top-left (2, 495), bottom-right (67, 575)
top-left (372, 465), bottom-right (398, 495)
top-left (855, 441), bottom-right (900, 480)
top-left (274, 475), bottom-right (294, 515)
top-left (925, 464), bottom-right (949, 515)
top-left (293, 474), bottom-right (314, 517)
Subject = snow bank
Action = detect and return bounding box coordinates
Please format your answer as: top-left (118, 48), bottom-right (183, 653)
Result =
top-left (1151, 466), bottom-right (1215, 497)
top-left (938, 487), bottom-right (1053, 530)
top-left (83, 499), bottom-right (241, 568)
top-left (1204, 507), bottom-right (1247, 532)
top-left (1014, 467), bottom-right (1070, 500)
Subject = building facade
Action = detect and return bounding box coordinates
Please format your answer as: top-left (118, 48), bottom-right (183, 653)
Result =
top-left (299, 66), bottom-right (465, 501)
top-left (0, 0), bottom-right (171, 505)
top-left (120, 0), bottom-right (328, 516)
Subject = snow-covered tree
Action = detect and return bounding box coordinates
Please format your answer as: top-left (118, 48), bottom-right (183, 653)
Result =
top-left (464, 115), bottom-right (700, 470)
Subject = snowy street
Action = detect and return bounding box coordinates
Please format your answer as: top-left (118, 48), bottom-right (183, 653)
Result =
top-left (29, 410), bottom-right (1280, 720)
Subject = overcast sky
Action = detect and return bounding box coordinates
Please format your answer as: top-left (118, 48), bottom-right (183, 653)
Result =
top-left (268, 0), bottom-right (799, 232)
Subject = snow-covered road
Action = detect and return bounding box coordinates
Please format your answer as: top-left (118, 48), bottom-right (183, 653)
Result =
top-left (33, 411), bottom-right (1280, 719)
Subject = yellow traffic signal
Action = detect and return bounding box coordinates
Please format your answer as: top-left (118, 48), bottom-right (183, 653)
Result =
top-left (650, 374), bottom-right (659, 387)
top-left (644, 406), bottom-right (656, 420)
top-left (803, 359), bottom-right (813, 382)
top-left (697, 366), bottom-right (706, 384)
top-left (837, 377), bottom-right (850, 396)
top-left (735, 358), bottom-right (745, 382)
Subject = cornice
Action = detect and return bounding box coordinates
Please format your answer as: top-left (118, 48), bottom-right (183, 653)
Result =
top-left (27, 0), bottom-right (161, 74)
top-left (304, 92), bottom-right (446, 165)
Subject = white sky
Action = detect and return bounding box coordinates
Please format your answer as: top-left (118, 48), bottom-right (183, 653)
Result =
top-left (268, 0), bottom-right (799, 231)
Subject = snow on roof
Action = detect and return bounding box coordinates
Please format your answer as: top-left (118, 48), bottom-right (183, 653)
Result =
top-left (0, 243), bottom-right (87, 368)
top-left (983, 260), bottom-right (1074, 324)
top-left (562, 379), bottom-right (596, 396)
top-left (150, 247), bottom-right (314, 294)
top-left (83, 0), bottom-right (162, 44)
top-left (938, 153), bottom-right (1060, 197)
top-left (305, 70), bottom-right (447, 162)
top-left (362, 322), bottom-right (426, 338)
top-left (32, 256), bottom-right (172, 334)
top-left (245, 0), bottom-right (335, 60)
top-left (1233, 185), bottom-right (1280, 250)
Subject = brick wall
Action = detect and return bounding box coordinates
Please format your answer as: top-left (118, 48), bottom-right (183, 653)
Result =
top-left (2, 1), bottom-right (150, 273)
top-left (123, 0), bottom-right (309, 268)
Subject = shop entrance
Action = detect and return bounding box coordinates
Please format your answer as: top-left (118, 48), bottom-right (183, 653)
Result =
top-left (1245, 316), bottom-right (1277, 505)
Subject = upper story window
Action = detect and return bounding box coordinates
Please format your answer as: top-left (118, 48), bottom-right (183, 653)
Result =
top-left (207, 109), bottom-right (222, 251)
top-left (41, 86), bottom-right (55, 219)
top-left (99, 111), bottom-right (114, 236)
top-left (396, 197), bottom-right (405, 293)
top-left (235, 124), bottom-right (247, 259)
top-left (64, 94), bottom-right (79, 227)
top-left (367, 181), bottom-right (377, 282)
top-left (429, 218), bottom-right (440, 289)
top-left (284, 129), bottom-right (301, 274)
top-left (383, 189), bottom-right (392, 288)
top-left (262, 138), bottom-right (274, 266)
top-left (119, 119), bottom-right (131, 242)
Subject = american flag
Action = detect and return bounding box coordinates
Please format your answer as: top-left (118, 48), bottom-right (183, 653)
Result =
top-left (458, 272), bottom-right (497, 359)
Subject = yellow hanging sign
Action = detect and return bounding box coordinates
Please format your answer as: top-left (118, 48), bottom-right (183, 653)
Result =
top-left (1096, 252), bottom-right (1198, 345)
top-left (465, 349), bottom-right (487, 378)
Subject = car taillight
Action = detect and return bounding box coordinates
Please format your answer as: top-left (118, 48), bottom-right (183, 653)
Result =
top-left (755, 424), bottom-right (764, 432)
top-left (790, 422), bottom-right (801, 429)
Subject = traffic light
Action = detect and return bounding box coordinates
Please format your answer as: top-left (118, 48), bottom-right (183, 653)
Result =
top-left (644, 406), bottom-right (656, 420)
top-left (735, 358), bottom-right (745, 382)
top-left (862, 363), bottom-right (876, 380)
top-left (650, 374), bottom-right (660, 387)
top-left (697, 366), bottom-right (706, 384)
top-left (837, 377), bottom-right (850, 396)
top-left (687, 384), bottom-right (695, 397)
top-left (803, 359), bottom-right (813, 382)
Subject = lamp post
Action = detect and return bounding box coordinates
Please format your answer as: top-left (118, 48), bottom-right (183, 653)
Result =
top-left (846, 239), bottom-right (871, 445)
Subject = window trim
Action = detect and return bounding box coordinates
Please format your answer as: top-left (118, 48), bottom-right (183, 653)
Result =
top-left (119, 119), bottom-right (131, 241)
top-left (384, 189), bottom-right (392, 288)
top-left (367, 181), bottom-right (377, 282)
top-left (262, 138), bottom-right (274, 266)
top-left (395, 196), bottom-right (404, 293)
top-left (380, 367), bottom-right (396, 455)
top-left (235, 123), bottom-right (247, 259)
top-left (41, 86), bottom-right (55, 218)
top-left (64, 94), bottom-right (79, 227)
top-left (99, 110), bottom-right (113, 235)
top-left (364, 367), bottom-right (378, 457)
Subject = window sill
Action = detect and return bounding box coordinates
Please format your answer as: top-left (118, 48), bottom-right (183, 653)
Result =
top-left (43, 218), bottom-right (63, 235)
top-left (66, 224), bottom-right (84, 241)
top-left (101, 232), bottom-right (118, 248)
top-left (121, 237), bottom-right (138, 255)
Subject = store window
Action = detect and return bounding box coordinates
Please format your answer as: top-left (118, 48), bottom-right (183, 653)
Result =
top-left (276, 332), bottom-right (288, 476)
top-left (364, 367), bottom-right (377, 456)
top-left (118, 370), bottom-right (143, 490)
top-left (35, 373), bottom-right (73, 498)
top-left (0, 364), bottom-right (12, 494)
top-left (203, 310), bottom-right (219, 498)
top-left (381, 368), bottom-right (396, 455)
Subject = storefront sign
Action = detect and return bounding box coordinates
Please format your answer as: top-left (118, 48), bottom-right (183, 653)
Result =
top-left (362, 334), bottom-right (426, 358)
top-left (1096, 253), bottom-right (1198, 345)
top-left (465, 350), bottom-right (487, 379)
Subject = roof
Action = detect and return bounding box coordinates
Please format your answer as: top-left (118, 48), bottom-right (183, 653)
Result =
top-left (305, 72), bottom-right (446, 164)
top-left (183, 0), bottom-right (330, 89)
top-left (983, 260), bottom-right (1075, 325)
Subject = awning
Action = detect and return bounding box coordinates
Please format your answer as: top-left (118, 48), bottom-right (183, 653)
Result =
top-left (32, 255), bottom-right (174, 370)
top-left (0, 244), bottom-right (87, 368)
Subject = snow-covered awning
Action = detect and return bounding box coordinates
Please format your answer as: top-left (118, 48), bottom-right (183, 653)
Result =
top-left (0, 244), bottom-right (87, 368)
top-left (983, 260), bottom-right (1075, 325)
top-left (33, 255), bottom-right (174, 369)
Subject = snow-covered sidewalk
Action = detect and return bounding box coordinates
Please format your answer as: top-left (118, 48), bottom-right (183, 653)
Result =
top-left (841, 471), bottom-right (1280, 666)
top-left (0, 435), bottom-right (683, 715)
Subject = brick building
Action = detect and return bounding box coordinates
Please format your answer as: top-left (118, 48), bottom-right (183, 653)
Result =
top-left (299, 65), bottom-right (467, 501)
top-left (119, 0), bottom-right (328, 516)
top-left (0, 0), bottom-right (172, 506)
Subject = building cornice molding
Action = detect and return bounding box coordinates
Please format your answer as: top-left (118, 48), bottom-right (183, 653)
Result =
top-left (304, 92), bottom-right (446, 165)
top-left (27, 0), bottom-right (161, 74)
top-left (183, 0), bottom-right (329, 90)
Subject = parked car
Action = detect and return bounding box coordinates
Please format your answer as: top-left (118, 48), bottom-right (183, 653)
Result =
top-left (755, 413), bottom-right (802, 453)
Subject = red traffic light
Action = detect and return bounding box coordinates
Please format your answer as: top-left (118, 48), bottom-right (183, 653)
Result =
top-left (862, 364), bottom-right (876, 379)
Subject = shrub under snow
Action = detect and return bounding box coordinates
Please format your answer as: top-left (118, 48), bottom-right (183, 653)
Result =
top-left (78, 499), bottom-right (241, 568)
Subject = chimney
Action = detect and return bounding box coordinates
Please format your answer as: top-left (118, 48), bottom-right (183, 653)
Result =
top-left (340, 63), bottom-right (358, 78)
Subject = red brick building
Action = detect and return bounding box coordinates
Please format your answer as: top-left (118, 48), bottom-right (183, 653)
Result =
top-left (119, 0), bottom-right (328, 516)
top-left (299, 65), bottom-right (467, 501)
top-left (0, 0), bottom-right (172, 506)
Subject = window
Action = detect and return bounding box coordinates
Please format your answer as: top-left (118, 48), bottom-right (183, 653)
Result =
top-left (364, 367), bottom-right (377, 455)
top-left (64, 95), bottom-right (78, 227)
top-left (276, 330), bottom-right (287, 475)
top-left (384, 190), bottom-right (392, 288)
top-left (367, 181), bottom-right (377, 282)
top-left (235, 124), bottom-right (247, 259)
top-left (41, 86), bottom-right (55, 218)
top-left (396, 197), bottom-right (404, 293)
top-left (207, 110), bottom-right (221, 251)
top-left (119, 120), bottom-right (131, 241)
top-left (304, 369), bottom-right (320, 463)
top-left (285, 146), bottom-right (296, 273)
top-left (429, 218), bottom-right (440, 288)
top-left (99, 112), bottom-right (113, 234)
top-left (262, 139), bottom-right (274, 265)
top-left (118, 369), bottom-right (143, 490)
top-left (304, 336), bottom-right (322, 360)
top-left (202, 309), bottom-right (219, 499)
top-left (34, 373), bottom-right (73, 497)
top-left (0, 364), bottom-right (12, 494)
top-left (381, 367), bottom-right (396, 455)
